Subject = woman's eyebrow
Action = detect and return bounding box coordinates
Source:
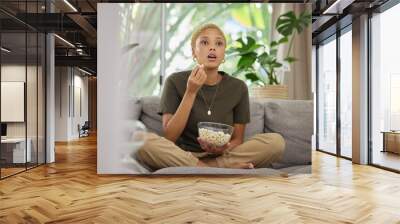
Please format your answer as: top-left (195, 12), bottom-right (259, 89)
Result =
top-left (199, 36), bottom-right (224, 40)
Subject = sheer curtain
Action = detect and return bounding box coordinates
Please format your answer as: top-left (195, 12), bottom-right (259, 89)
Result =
top-left (119, 3), bottom-right (162, 98)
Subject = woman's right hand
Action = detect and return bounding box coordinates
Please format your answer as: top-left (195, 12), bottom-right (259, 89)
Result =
top-left (186, 64), bottom-right (207, 95)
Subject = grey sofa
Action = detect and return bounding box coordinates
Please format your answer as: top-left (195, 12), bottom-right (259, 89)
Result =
top-left (131, 96), bottom-right (313, 175)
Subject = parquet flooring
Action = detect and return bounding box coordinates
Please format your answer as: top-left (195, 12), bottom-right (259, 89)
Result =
top-left (1, 167), bottom-right (25, 178)
top-left (0, 134), bottom-right (400, 223)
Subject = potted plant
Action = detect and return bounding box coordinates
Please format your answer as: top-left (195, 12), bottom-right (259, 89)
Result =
top-left (227, 10), bottom-right (311, 99)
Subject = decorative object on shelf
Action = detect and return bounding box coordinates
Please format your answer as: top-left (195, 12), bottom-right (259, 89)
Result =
top-left (381, 131), bottom-right (400, 154)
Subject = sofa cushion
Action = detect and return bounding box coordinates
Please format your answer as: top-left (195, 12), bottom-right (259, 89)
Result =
top-left (139, 96), bottom-right (163, 135)
top-left (140, 96), bottom-right (162, 121)
top-left (244, 99), bottom-right (265, 140)
top-left (140, 114), bottom-right (163, 136)
top-left (263, 99), bottom-right (313, 168)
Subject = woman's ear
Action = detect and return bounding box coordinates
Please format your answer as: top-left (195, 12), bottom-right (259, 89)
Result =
top-left (192, 48), bottom-right (196, 59)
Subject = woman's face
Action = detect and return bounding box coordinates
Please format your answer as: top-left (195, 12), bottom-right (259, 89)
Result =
top-left (193, 28), bottom-right (226, 69)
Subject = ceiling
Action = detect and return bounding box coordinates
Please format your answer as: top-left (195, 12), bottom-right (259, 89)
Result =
top-left (1, 0), bottom-right (100, 74)
top-left (311, 0), bottom-right (390, 43)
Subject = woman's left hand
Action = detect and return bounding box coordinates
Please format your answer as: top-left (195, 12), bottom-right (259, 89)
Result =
top-left (197, 137), bottom-right (231, 155)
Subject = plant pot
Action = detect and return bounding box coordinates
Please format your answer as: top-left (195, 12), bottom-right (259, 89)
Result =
top-left (250, 85), bottom-right (288, 99)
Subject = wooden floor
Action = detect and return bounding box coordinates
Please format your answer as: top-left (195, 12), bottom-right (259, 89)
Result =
top-left (1, 135), bottom-right (400, 224)
top-left (0, 167), bottom-right (26, 178)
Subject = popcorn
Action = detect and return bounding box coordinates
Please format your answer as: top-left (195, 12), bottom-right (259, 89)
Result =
top-left (198, 128), bottom-right (231, 147)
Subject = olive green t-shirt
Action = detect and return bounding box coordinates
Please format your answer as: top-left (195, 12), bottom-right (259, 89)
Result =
top-left (158, 70), bottom-right (250, 152)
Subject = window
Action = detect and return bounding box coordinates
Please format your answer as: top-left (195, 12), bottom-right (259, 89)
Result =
top-left (371, 3), bottom-right (400, 171)
top-left (0, 1), bottom-right (46, 179)
top-left (317, 36), bottom-right (337, 154)
top-left (339, 28), bottom-right (352, 158)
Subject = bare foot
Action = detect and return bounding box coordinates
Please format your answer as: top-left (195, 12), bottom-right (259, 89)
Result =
top-left (197, 160), bottom-right (209, 167)
top-left (228, 162), bottom-right (254, 169)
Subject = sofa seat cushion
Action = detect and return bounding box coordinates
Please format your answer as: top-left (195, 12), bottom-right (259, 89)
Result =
top-left (153, 165), bottom-right (311, 175)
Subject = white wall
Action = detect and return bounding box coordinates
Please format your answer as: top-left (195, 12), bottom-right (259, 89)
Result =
top-left (55, 67), bottom-right (89, 141)
top-left (55, 66), bottom-right (69, 141)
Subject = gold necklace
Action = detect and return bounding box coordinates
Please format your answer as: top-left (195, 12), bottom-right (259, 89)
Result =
top-left (199, 76), bottom-right (222, 116)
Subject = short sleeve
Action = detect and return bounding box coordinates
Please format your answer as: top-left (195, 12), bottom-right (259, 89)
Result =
top-left (158, 76), bottom-right (181, 116)
top-left (233, 82), bottom-right (250, 124)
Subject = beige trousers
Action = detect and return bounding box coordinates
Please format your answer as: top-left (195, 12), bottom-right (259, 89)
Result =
top-left (136, 132), bottom-right (285, 170)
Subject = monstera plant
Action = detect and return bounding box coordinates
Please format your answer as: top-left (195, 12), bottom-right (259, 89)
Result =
top-left (228, 10), bottom-right (311, 97)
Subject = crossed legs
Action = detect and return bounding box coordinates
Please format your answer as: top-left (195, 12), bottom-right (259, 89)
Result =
top-left (136, 132), bottom-right (285, 170)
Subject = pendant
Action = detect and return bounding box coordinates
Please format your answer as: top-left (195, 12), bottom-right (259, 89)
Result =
top-left (207, 110), bottom-right (211, 116)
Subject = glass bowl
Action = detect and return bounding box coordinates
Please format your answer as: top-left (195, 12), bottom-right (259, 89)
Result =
top-left (198, 122), bottom-right (234, 147)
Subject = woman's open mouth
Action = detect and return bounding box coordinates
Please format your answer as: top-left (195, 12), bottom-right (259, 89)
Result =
top-left (207, 53), bottom-right (217, 61)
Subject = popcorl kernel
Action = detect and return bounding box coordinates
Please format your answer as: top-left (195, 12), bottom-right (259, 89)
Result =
top-left (199, 128), bottom-right (231, 147)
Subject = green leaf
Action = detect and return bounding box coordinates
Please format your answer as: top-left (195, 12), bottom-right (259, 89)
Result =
top-left (278, 36), bottom-right (289, 44)
top-left (237, 52), bottom-right (257, 69)
top-left (236, 37), bottom-right (246, 47)
top-left (276, 11), bottom-right (297, 36)
top-left (235, 36), bottom-right (258, 52)
top-left (299, 11), bottom-right (312, 31)
top-left (284, 56), bottom-right (297, 63)
top-left (276, 10), bottom-right (311, 37)
top-left (273, 62), bottom-right (282, 68)
top-left (245, 73), bottom-right (260, 83)
top-left (238, 44), bottom-right (263, 56)
top-left (270, 41), bottom-right (278, 48)
top-left (246, 36), bottom-right (256, 48)
top-left (257, 52), bottom-right (272, 65)
top-left (270, 48), bottom-right (278, 57)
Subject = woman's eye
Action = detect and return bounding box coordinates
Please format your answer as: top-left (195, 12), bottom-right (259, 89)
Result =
top-left (200, 40), bottom-right (208, 45)
top-left (216, 41), bottom-right (224, 46)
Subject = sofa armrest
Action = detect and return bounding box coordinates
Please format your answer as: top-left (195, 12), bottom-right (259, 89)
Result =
top-left (126, 97), bottom-right (142, 121)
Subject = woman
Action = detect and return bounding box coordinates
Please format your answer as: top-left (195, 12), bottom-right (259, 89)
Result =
top-left (137, 23), bottom-right (285, 170)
